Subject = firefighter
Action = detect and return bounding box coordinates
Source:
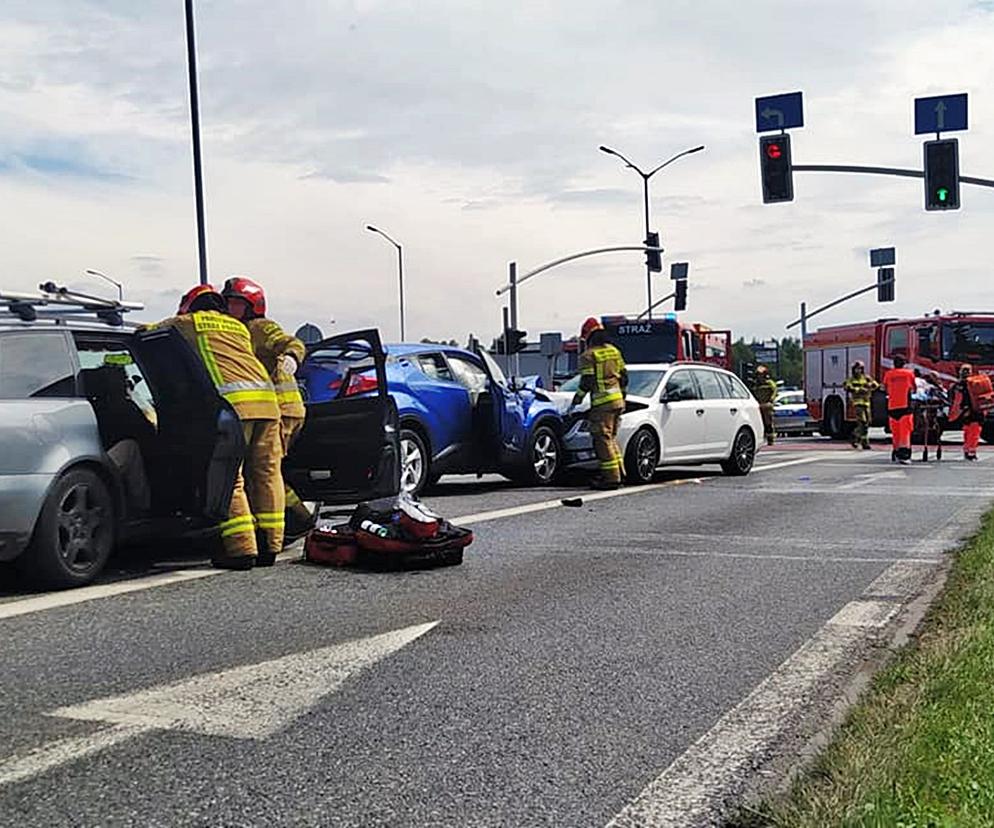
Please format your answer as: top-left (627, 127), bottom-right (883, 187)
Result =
top-left (222, 277), bottom-right (314, 542)
top-left (752, 365), bottom-right (778, 446)
top-left (571, 317), bottom-right (628, 489)
top-left (843, 361), bottom-right (879, 450)
top-left (148, 285), bottom-right (285, 568)
top-left (950, 363), bottom-right (983, 461)
top-left (882, 354), bottom-right (916, 465)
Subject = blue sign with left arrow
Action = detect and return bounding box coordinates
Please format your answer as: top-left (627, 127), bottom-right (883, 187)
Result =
top-left (755, 92), bottom-right (804, 133)
top-left (914, 93), bottom-right (968, 135)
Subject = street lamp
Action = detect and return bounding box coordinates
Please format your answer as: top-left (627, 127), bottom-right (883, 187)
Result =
top-left (599, 143), bottom-right (704, 318)
top-left (366, 225), bottom-right (406, 341)
top-left (185, 0), bottom-right (209, 286)
top-left (84, 269), bottom-right (123, 302)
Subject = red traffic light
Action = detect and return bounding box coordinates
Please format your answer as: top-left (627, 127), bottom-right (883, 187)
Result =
top-left (765, 143), bottom-right (783, 160)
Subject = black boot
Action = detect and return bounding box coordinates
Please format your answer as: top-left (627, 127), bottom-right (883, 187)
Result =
top-left (211, 554), bottom-right (255, 571)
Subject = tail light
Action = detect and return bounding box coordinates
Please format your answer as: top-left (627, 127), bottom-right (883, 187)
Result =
top-left (329, 369), bottom-right (379, 397)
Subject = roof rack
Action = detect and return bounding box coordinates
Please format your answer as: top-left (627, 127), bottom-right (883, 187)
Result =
top-left (0, 282), bottom-right (144, 327)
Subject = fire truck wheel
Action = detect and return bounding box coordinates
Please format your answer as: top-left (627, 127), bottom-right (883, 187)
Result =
top-left (983, 423), bottom-right (994, 445)
top-left (823, 397), bottom-right (846, 440)
top-left (721, 428), bottom-right (756, 476)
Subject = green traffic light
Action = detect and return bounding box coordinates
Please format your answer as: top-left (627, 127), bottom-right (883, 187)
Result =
top-left (937, 187), bottom-right (949, 202)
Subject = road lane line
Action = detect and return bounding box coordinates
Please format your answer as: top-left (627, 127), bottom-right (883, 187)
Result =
top-left (625, 550), bottom-right (940, 566)
top-left (606, 623), bottom-right (865, 828)
top-left (0, 455), bottom-right (834, 621)
top-left (0, 569), bottom-right (222, 621)
top-left (0, 723), bottom-right (148, 788)
top-left (452, 455), bottom-right (833, 526)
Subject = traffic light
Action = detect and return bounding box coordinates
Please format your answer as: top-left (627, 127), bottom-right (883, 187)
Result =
top-left (674, 279), bottom-right (687, 312)
top-left (877, 267), bottom-right (895, 303)
top-left (759, 134), bottom-right (793, 203)
top-left (924, 138), bottom-right (960, 211)
top-left (507, 329), bottom-right (527, 354)
top-left (493, 334), bottom-right (506, 355)
top-left (645, 231), bottom-right (662, 273)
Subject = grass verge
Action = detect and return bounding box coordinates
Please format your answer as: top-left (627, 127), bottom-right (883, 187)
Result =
top-left (731, 509), bottom-right (994, 828)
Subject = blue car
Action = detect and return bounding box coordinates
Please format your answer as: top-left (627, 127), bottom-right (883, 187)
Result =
top-left (298, 341), bottom-right (565, 494)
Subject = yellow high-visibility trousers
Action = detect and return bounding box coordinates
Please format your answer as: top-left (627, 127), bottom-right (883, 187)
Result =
top-left (242, 418), bottom-right (286, 555)
top-left (279, 416), bottom-right (312, 524)
top-left (589, 407), bottom-right (623, 484)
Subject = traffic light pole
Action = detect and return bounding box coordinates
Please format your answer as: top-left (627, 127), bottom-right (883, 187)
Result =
top-left (786, 281), bottom-right (885, 331)
top-left (792, 163), bottom-right (994, 189)
top-left (636, 291), bottom-right (676, 320)
top-left (184, 0), bottom-right (209, 286)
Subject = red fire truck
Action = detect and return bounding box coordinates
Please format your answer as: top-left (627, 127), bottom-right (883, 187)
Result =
top-left (599, 315), bottom-right (733, 369)
top-left (804, 312), bottom-right (994, 441)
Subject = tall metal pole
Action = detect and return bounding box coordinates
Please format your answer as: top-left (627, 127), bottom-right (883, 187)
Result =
top-left (184, 0), bottom-right (209, 286)
top-left (642, 175), bottom-right (652, 320)
top-left (800, 301), bottom-right (807, 341)
top-left (508, 262), bottom-right (520, 378)
top-left (397, 244), bottom-right (406, 341)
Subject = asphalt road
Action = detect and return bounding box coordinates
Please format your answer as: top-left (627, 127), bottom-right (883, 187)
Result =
top-left (0, 436), bottom-right (990, 827)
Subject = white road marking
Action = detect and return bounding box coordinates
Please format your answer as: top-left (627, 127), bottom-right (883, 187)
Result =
top-left (837, 469), bottom-right (908, 490)
top-left (0, 621), bottom-right (438, 787)
top-left (606, 623), bottom-right (865, 828)
top-left (0, 568), bottom-right (222, 621)
top-left (628, 549), bottom-right (940, 566)
top-left (0, 723), bottom-right (144, 788)
top-left (865, 560), bottom-right (939, 599)
top-left (828, 600), bottom-right (901, 629)
top-left (452, 455), bottom-right (833, 526)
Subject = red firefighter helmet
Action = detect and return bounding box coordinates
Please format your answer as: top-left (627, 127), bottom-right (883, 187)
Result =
top-left (178, 284), bottom-right (223, 315)
top-left (580, 317), bottom-right (604, 340)
top-left (222, 276), bottom-right (267, 318)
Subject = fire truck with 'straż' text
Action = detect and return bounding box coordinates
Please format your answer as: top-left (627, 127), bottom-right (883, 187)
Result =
top-left (597, 315), bottom-right (733, 369)
top-left (804, 312), bottom-right (994, 442)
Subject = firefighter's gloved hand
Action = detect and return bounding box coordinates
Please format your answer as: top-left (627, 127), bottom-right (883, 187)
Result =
top-left (279, 354), bottom-right (299, 376)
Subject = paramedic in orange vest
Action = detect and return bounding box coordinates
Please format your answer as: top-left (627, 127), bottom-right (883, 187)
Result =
top-left (222, 276), bottom-right (315, 541)
top-left (882, 354), bottom-right (916, 465)
top-left (571, 317), bottom-right (628, 489)
top-left (950, 364), bottom-right (983, 461)
top-left (148, 285), bottom-right (285, 568)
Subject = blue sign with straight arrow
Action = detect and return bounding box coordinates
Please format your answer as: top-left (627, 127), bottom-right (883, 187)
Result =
top-left (755, 92), bottom-right (804, 133)
top-left (914, 93), bottom-right (968, 135)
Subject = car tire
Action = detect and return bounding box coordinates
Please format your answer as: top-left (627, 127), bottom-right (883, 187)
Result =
top-left (823, 397), bottom-right (845, 440)
top-left (624, 427), bottom-right (659, 485)
top-left (18, 468), bottom-right (116, 589)
top-left (519, 423), bottom-right (562, 486)
top-left (399, 427), bottom-right (430, 497)
top-left (721, 428), bottom-right (756, 476)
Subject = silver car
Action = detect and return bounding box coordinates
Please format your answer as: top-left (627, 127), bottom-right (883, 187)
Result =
top-left (1, 290), bottom-right (399, 589)
top-left (561, 363), bottom-right (764, 483)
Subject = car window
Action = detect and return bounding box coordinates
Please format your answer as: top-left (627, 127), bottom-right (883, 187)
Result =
top-left (558, 374), bottom-right (581, 392)
top-left (663, 370), bottom-right (699, 401)
top-left (716, 372), bottom-right (751, 400)
top-left (0, 332), bottom-right (76, 399)
top-left (447, 355), bottom-right (489, 393)
top-left (417, 353), bottom-right (454, 382)
top-left (692, 369), bottom-right (726, 400)
top-left (777, 391), bottom-right (804, 405)
top-left (75, 341), bottom-right (158, 425)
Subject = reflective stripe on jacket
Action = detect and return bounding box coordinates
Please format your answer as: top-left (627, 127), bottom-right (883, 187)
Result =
top-left (247, 318), bottom-right (306, 419)
top-left (843, 374), bottom-right (878, 407)
top-left (578, 344), bottom-right (627, 410)
top-left (149, 311), bottom-right (279, 421)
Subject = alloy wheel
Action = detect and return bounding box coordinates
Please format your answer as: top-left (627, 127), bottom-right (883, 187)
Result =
top-left (56, 483), bottom-right (110, 573)
top-left (532, 429), bottom-right (559, 482)
top-left (400, 437), bottom-right (425, 493)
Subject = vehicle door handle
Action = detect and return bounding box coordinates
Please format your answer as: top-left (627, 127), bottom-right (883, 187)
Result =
top-left (696, 408), bottom-right (705, 416)
top-left (730, 408), bottom-right (738, 414)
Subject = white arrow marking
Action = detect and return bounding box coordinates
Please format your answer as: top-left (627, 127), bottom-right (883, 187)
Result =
top-left (935, 101), bottom-right (946, 131)
top-left (838, 469), bottom-right (908, 490)
top-left (761, 107), bottom-right (784, 127)
top-left (0, 621), bottom-right (438, 787)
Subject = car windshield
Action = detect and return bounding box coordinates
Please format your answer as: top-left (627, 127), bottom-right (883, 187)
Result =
top-left (559, 374), bottom-right (580, 392)
top-left (943, 322), bottom-right (994, 364)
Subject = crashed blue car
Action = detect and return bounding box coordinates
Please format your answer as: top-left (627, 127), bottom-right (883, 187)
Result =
top-left (298, 341), bottom-right (565, 494)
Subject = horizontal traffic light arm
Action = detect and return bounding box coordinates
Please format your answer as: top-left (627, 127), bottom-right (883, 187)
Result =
top-left (785, 280), bottom-right (886, 330)
top-left (791, 163), bottom-right (994, 188)
top-left (495, 245), bottom-right (664, 296)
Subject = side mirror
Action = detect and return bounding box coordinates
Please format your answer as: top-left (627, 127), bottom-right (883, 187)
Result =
top-left (659, 389), bottom-right (671, 404)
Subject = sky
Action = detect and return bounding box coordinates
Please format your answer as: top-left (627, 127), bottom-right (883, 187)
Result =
top-left (3, 0), bottom-right (994, 344)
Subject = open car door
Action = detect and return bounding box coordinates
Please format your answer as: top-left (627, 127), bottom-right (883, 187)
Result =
top-left (132, 326), bottom-right (244, 523)
top-left (284, 329), bottom-right (400, 504)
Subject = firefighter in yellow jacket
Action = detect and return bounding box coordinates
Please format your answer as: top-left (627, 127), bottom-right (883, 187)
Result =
top-left (148, 285), bottom-right (285, 569)
top-left (222, 276), bottom-right (314, 541)
top-left (571, 317), bottom-right (628, 489)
